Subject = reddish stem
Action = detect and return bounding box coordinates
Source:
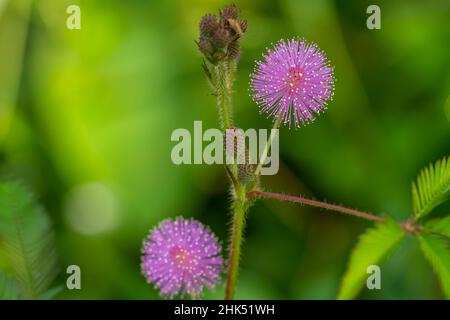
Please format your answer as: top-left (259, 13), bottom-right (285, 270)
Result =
top-left (247, 190), bottom-right (385, 223)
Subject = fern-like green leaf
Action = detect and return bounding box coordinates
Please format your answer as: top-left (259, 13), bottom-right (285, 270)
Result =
top-left (0, 271), bottom-right (19, 299)
top-left (425, 216), bottom-right (450, 239)
top-left (337, 218), bottom-right (404, 299)
top-left (412, 157), bottom-right (450, 218)
top-left (0, 181), bottom-right (58, 299)
top-left (418, 234), bottom-right (450, 299)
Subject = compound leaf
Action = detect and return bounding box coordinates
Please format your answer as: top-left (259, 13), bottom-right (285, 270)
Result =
top-left (338, 218), bottom-right (404, 299)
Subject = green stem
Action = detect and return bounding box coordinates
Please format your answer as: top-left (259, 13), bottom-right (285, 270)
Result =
top-left (216, 61), bottom-right (234, 129)
top-left (224, 196), bottom-right (247, 300)
top-left (254, 114), bottom-right (282, 176)
top-left (212, 59), bottom-right (246, 299)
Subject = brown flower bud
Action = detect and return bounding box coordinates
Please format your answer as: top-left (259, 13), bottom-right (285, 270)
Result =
top-left (197, 38), bottom-right (214, 56)
top-left (197, 5), bottom-right (247, 64)
top-left (199, 14), bottom-right (219, 38)
top-left (211, 27), bottom-right (230, 50)
top-left (227, 40), bottom-right (240, 59)
top-left (239, 19), bottom-right (248, 34)
top-left (220, 4), bottom-right (239, 21)
top-left (224, 127), bottom-right (245, 163)
top-left (227, 19), bottom-right (244, 37)
top-left (238, 162), bottom-right (256, 185)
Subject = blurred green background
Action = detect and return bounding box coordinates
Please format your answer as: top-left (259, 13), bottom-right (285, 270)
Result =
top-left (0, 0), bottom-right (449, 299)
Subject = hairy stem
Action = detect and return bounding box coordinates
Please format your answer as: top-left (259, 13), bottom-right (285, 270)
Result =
top-left (225, 197), bottom-right (247, 300)
top-left (216, 61), bottom-right (234, 129)
top-left (249, 190), bottom-right (428, 235)
top-left (213, 58), bottom-right (247, 299)
top-left (248, 190), bottom-right (385, 223)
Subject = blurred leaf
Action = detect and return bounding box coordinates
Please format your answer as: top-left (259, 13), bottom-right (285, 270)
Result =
top-left (425, 216), bottom-right (450, 239)
top-left (0, 181), bottom-right (58, 299)
top-left (412, 156), bottom-right (450, 219)
top-left (338, 218), bottom-right (404, 300)
top-left (37, 286), bottom-right (63, 300)
top-left (418, 234), bottom-right (450, 299)
top-left (0, 271), bottom-right (19, 299)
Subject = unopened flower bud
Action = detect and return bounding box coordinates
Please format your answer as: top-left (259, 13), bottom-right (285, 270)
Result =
top-left (220, 4), bottom-right (239, 21)
top-left (197, 4), bottom-right (247, 64)
top-left (200, 14), bottom-right (219, 38)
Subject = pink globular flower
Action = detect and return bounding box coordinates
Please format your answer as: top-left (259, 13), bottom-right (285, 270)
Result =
top-left (141, 217), bottom-right (223, 298)
top-left (250, 38), bottom-right (335, 127)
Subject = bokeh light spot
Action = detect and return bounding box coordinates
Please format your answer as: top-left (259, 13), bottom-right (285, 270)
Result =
top-left (64, 182), bottom-right (119, 235)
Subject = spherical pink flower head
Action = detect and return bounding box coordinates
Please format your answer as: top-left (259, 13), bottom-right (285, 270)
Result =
top-left (250, 38), bottom-right (335, 128)
top-left (141, 217), bottom-right (223, 298)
